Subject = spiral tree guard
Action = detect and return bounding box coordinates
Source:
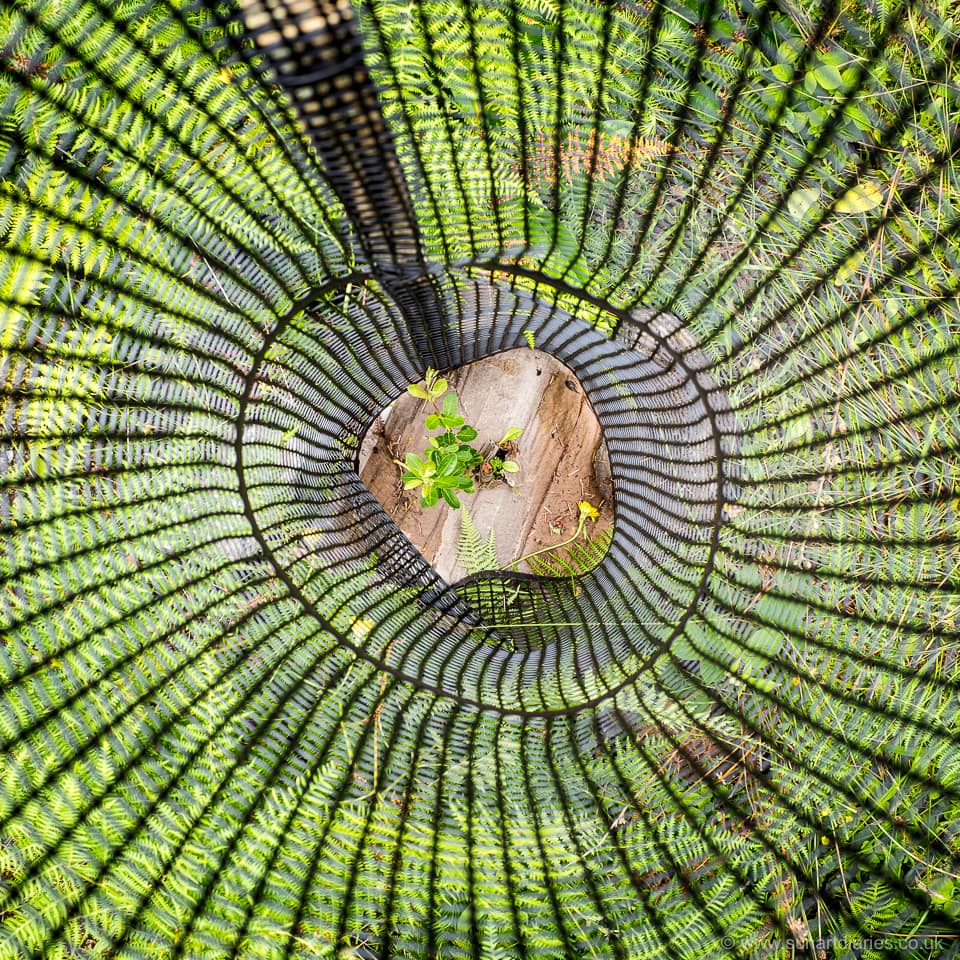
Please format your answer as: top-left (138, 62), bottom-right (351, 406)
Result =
top-left (1, 0), bottom-right (958, 957)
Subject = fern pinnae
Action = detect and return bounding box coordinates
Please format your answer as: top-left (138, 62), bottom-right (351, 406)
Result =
top-left (527, 527), bottom-right (612, 579)
top-left (457, 510), bottom-right (499, 575)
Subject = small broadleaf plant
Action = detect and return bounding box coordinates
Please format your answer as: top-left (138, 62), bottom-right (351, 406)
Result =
top-left (399, 369), bottom-right (521, 509)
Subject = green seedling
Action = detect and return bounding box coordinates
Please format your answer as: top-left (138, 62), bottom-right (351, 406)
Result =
top-left (398, 369), bottom-right (522, 509)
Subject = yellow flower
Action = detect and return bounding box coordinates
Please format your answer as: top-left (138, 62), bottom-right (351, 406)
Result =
top-left (350, 617), bottom-right (375, 638)
top-left (577, 500), bottom-right (600, 521)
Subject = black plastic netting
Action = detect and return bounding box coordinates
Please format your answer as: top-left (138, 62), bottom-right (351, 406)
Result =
top-left (1, 0), bottom-right (959, 957)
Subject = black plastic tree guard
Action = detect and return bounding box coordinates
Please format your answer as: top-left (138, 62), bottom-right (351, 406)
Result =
top-left (1, 0), bottom-right (958, 957)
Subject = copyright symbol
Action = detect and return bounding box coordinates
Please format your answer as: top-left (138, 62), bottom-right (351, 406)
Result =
top-left (721, 936), bottom-right (734, 950)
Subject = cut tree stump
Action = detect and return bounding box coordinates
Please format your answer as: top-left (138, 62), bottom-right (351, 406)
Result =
top-left (359, 349), bottom-right (613, 582)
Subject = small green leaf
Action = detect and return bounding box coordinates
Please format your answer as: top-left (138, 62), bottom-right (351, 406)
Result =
top-left (771, 62), bottom-right (794, 83)
top-left (787, 187), bottom-right (820, 222)
top-left (407, 384), bottom-right (430, 400)
top-left (928, 878), bottom-right (954, 906)
top-left (431, 377), bottom-right (448, 398)
top-left (783, 414), bottom-right (814, 446)
top-left (405, 452), bottom-right (424, 470)
top-left (442, 392), bottom-right (458, 417)
top-left (440, 488), bottom-right (461, 508)
top-left (500, 427), bottom-right (523, 444)
top-left (425, 413), bottom-right (441, 430)
top-left (785, 110), bottom-right (809, 136)
top-left (501, 460), bottom-right (519, 473)
top-left (437, 454), bottom-right (459, 476)
top-left (601, 117), bottom-right (635, 139)
top-left (441, 414), bottom-right (465, 429)
top-left (835, 181), bottom-right (883, 214)
top-left (778, 38), bottom-right (803, 63)
top-left (844, 104), bottom-right (873, 133)
top-left (813, 61), bottom-right (844, 91)
top-left (403, 477), bottom-right (422, 490)
top-left (458, 425), bottom-right (478, 442)
top-left (835, 248), bottom-right (866, 283)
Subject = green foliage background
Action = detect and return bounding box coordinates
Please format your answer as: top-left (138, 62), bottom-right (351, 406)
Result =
top-left (1, 0), bottom-right (958, 958)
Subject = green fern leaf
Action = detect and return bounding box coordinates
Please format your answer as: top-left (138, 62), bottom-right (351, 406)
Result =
top-left (528, 527), bottom-right (612, 578)
top-left (457, 510), bottom-right (498, 575)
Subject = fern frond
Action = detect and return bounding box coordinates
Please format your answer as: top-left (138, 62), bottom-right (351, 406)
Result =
top-left (528, 527), bottom-right (612, 579)
top-left (457, 510), bottom-right (498, 575)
